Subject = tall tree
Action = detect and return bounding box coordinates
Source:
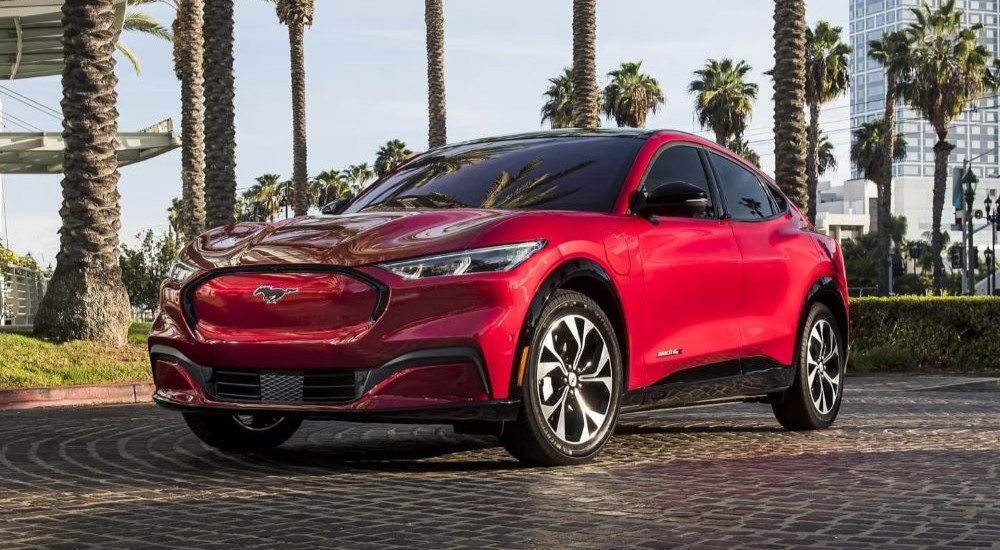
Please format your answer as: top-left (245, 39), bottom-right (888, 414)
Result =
top-left (345, 164), bottom-right (376, 192)
top-left (375, 140), bottom-right (413, 177)
top-left (203, 0), bottom-right (238, 228)
top-left (817, 131), bottom-right (837, 176)
top-left (900, 0), bottom-right (995, 293)
top-left (772, 0), bottom-right (809, 214)
top-left (275, 0), bottom-right (314, 217)
top-left (728, 137), bottom-right (761, 168)
top-left (851, 119), bottom-right (908, 254)
top-left (602, 61), bottom-right (664, 128)
top-left (688, 58), bottom-right (758, 145)
top-left (541, 66), bottom-right (575, 129)
top-left (425, 0), bottom-right (447, 147)
top-left (34, 0), bottom-right (132, 344)
top-left (117, 0), bottom-right (171, 75)
top-left (869, 30), bottom-right (912, 296)
top-left (805, 21), bottom-right (851, 224)
top-left (250, 174), bottom-right (283, 222)
top-left (173, 0), bottom-right (206, 241)
top-left (571, 0), bottom-right (599, 128)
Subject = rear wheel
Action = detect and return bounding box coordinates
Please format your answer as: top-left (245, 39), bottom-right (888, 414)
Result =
top-left (501, 290), bottom-right (623, 466)
top-left (772, 303), bottom-right (844, 430)
top-left (183, 413), bottom-right (303, 452)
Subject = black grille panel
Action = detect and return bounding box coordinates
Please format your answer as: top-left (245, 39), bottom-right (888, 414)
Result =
top-left (213, 368), bottom-right (360, 404)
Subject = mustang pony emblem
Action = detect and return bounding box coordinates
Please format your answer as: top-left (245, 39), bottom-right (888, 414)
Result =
top-left (253, 286), bottom-right (299, 304)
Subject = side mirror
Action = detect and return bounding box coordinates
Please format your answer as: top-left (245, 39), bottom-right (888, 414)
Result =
top-left (320, 197), bottom-right (351, 215)
top-left (634, 181), bottom-right (709, 219)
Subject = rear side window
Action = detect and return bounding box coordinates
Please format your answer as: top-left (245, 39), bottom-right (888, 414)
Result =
top-left (710, 152), bottom-right (775, 221)
top-left (643, 145), bottom-right (714, 213)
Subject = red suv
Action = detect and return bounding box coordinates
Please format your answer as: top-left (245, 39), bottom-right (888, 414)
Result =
top-left (150, 130), bottom-right (849, 466)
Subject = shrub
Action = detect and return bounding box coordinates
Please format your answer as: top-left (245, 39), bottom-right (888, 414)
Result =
top-left (850, 297), bottom-right (1000, 374)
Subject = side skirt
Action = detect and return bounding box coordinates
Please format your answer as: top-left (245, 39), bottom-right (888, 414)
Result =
top-left (620, 359), bottom-right (795, 414)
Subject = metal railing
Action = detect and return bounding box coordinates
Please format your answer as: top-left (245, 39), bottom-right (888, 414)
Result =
top-left (0, 263), bottom-right (48, 327)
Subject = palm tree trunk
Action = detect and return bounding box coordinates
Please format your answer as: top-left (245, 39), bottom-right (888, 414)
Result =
top-left (203, 0), bottom-right (237, 228)
top-left (33, 0), bottom-right (131, 344)
top-left (571, 0), bottom-right (599, 128)
top-left (425, 0), bottom-right (447, 148)
top-left (772, 0), bottom-right (809, 215)
top-left (178, 0), bottom-right (206, 241)
top-left (715, 130), bottom-right (727, 147)
top-left (806, 101), bottom-right (820, 225)
top-left (288, 21), bottom-right (309, 216)
top-left (876, 85), bottom-right (898, 296)
top-left (932, 134), bottom-right (955, 295)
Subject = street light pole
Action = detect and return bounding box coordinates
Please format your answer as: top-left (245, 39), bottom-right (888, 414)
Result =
top-left (963, 167), bottom-right (978, 295)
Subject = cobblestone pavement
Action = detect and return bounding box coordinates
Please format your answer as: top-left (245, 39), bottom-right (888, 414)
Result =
top-left (1, 376), bottom-right (999, 549)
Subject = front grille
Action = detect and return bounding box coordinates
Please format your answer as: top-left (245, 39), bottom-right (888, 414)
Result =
top-left (212, 368), bottom-right (360, 404)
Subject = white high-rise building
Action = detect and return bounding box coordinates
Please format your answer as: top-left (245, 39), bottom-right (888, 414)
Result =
top-left (850, 0), bottom-right (1000, 182)
top-left (818, 0), bottom-right (1000, 249)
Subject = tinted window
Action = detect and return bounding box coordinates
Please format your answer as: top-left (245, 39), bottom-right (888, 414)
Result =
top-left (644, 145), bottom-right (714, 214)
top-left (711, 152), bottom-right (775, 221)
top-left (344, 137), bottom-right (644, 214)
top-left (762, 181), bottom-right (788, 213)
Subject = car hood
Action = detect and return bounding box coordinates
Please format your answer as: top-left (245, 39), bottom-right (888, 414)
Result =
top-left (187, 209), bottom-right (523, 268)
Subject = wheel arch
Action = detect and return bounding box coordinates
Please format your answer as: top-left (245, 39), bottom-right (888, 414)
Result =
top-left (509, 258), bottom-right (629, 396)
top-left (799, 276), bottom-right (849, 356)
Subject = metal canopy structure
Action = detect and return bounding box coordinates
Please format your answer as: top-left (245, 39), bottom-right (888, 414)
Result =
top-left (0, 0), bottom-right (127, 80)
top-left (0, 123), bottom-right (181, 174)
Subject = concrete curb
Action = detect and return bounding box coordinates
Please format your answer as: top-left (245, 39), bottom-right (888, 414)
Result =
top-left (0, 383), bottom-right (155, 411)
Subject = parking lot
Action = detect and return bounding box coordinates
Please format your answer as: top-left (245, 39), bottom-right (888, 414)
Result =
top-left (1, 375), bottom-right (999, 549)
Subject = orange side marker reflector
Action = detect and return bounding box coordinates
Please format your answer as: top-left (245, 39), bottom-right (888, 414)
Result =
top-left (516, 346), bottom-right (530, 386)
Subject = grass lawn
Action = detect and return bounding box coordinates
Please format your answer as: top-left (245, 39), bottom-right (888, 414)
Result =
top-left (0, 323), bottom-right (152, 389)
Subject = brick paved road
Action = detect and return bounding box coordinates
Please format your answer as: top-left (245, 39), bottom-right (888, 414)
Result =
top-left (1, 376), bottom-right (999, 549)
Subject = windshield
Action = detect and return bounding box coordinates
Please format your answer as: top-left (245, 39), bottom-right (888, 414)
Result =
top-left (343, 136), bottom-right (644, 214)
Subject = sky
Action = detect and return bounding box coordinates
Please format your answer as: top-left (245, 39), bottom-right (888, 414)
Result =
top-left (0, 0), bottom-right (850, 264)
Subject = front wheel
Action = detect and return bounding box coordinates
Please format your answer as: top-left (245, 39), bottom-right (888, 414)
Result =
top-left (501, 290), bottom-right (623, 466)
top-left (772, 303), bottom-right (844, 430)
top-left (183, 413), bottom-right (303, 452)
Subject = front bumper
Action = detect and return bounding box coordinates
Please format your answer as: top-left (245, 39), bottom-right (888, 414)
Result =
top-left (150, 345), bottom-right (521, 423)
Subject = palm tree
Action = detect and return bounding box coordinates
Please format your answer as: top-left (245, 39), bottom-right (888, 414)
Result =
top-left (805, 21), bottom-right (851, 224)
top-left (571, 0), bottom-right (599, 128)
top-left (772, 0), bottom-right (809, 214)
top-left (425, 0), bottom-right (447, 147)
top-left (541, 67), bottom-right (575, 129)
top-left (727, 137), bottom-right (761, 168)
top-left (817, 131), bottom-right (837, 176)
top-left (117, 0), bottom-right (171, 75)
top-left (900, 0), bottom-right (995, 293)
top-left (251, 174), bottom-right (283, 222)
top-left (850, 118), bottom-right (907, 190)
top-left (345, 164), bottom-right (376, 193)
top-left (688, 58), bottom-right (758, 146)
top-left (869, 30), bottom-right (911, 296)
top-left (275, 0), bottom-right (314, 217)
top-left (34, 0), bottom-right (132, 344)
top-left (203, 0), bottom-right (238, 228)
top-left (375, 140), bottom-right (414, 177)
top-left (602, 62), bottom-right (664, 128)
top-left (173, 0), bottom-right (206, 241)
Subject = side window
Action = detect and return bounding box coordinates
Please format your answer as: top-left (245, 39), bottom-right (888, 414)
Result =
top-left (710, 152), bottom-right (775, 221)
top-left (762, 180), bottom-right (788, 213)
top-left (643, 145), bottom-right (714, 216)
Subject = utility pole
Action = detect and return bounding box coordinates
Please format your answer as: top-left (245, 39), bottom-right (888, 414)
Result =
top-left (964, 166), bottom-right (978, 295)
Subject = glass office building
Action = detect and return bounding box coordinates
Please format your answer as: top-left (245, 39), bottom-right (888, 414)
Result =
top-left (850, 0), bottom-right (1000, 179)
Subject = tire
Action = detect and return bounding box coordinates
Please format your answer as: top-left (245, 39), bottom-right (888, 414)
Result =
top-left (501, 290), bottom-right (623, 466)
top-left (183, 412), bottom-right (303, 452)
top-left (772, 303), bottom-right (845, 430)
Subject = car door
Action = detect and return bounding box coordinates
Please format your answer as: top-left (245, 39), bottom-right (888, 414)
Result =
top-left (706, 150), bottom-right (799, 366)
top-left (634, 143), bottom-right (745, 387)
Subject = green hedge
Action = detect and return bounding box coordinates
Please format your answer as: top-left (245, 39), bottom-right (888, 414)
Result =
top-left (849, 297), bottom-right (1000, 374)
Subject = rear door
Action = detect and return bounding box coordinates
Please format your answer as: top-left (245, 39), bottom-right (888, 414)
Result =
top-left (634, 143), bottom-right (744, 387)
top-left (706, 151), bottom-right (799, 366)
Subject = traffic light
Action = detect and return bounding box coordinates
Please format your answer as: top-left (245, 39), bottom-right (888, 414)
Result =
top-left (972, 247), bottom-right (980, 270)
top-left (892, 252), bottom-right (905, 278)
top-left (986, 248), bottom-right (995, 267)
top-left (949, 245), bottom-right (964, 269)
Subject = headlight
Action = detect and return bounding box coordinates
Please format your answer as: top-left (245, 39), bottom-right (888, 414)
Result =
top-left (378, 240), bottom-right (546, 280)
top-left (166, 257), bottom-right (201, 284)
